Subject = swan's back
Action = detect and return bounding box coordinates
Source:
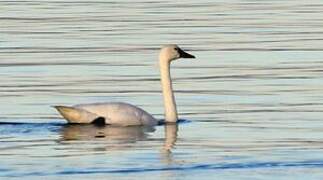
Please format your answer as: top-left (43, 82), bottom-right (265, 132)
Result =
top-left (75, 102), bottom-right (158, 126)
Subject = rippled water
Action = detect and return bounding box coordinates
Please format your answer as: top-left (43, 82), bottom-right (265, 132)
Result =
top-left (1, 0), bottom-right (323, 179)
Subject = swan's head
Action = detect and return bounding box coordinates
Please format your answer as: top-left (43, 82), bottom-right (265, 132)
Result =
top-left (159, 44), bottom-right (195, 63)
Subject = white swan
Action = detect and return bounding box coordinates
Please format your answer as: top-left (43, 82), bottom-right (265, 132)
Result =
top-left (54, 44), bottom-right (195, 126)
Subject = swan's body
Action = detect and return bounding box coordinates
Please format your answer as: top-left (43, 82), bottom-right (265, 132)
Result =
top-left (56, 102), bottom-right (157, 126)
top-left (54, 45), bottom-right (195, 126)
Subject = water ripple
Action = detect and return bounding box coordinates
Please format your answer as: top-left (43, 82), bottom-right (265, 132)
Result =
top-left (4, 160), bottom-right (323, 177)
top-left (2, 0), bottom-right (323, 179)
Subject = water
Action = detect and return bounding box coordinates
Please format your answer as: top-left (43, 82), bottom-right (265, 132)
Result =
top-left (1, 0), bottom-right (323, 179)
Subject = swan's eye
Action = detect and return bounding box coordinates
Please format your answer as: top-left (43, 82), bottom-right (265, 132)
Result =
top-left (174, 48), bottom-right (179, 51)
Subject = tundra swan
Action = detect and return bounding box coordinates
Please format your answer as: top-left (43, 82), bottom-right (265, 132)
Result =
top-left (54, 44), bottom-right (195, 126)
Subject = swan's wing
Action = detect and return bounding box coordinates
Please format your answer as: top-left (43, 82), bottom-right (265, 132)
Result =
top-left (75, 102), bottom-right (158, 126)
top-left (54, 106), bottom-right (101, 124)
top-left (55, 102), bottom-right (158, 126)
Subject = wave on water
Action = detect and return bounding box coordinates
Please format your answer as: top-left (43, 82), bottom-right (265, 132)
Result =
top-left (3, 160), bottom-right (323, 177)
top-left (0, 122), bottom-right (65, 135)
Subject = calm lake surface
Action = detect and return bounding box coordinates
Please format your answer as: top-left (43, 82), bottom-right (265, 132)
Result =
top-left (1, 0), bottom-right (323, 179)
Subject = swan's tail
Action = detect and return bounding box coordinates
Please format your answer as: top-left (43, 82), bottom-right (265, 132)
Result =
top-left (54, 106), bottom-right (99, 124)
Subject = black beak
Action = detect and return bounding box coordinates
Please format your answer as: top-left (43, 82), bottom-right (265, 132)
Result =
top-left (178, 48), bottom-right (195, 58)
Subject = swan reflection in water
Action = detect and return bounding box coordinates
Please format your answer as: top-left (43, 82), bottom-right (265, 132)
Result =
top-left (59, 123), bottom-right (178, 152)
top-left (163, 124), bottom-right (178, 152)
top-left (60, 124), bottom-right (155, 142)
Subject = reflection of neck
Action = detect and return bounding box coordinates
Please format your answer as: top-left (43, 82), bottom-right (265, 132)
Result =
top-left (160, 58), bottom-right (178, 123)
top-left (164, 124), bottom-right (178, 151)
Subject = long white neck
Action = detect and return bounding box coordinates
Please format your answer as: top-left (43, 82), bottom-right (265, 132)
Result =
top-left (159, 58), bottom-right (178, 123)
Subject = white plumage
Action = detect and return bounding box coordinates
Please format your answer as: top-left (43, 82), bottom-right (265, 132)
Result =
top-left (77, 102), bottom-right (157, 126)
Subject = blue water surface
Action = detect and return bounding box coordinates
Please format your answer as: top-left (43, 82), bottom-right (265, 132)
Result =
top-left (1, 0), bottom-right (323, 179)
